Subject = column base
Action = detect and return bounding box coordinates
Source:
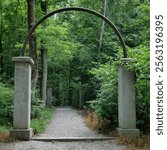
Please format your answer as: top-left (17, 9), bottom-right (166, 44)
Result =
top-left (117, 128), bottom-right (140, 137)
top-left (10, 128), bottom-right (32, 141)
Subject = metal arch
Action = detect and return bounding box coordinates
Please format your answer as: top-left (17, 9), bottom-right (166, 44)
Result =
top-left (22, 7), bottom-right (127, 58)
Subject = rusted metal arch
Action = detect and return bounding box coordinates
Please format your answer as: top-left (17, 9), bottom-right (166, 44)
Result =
top-left (22, 7), bottom-right (127, 58)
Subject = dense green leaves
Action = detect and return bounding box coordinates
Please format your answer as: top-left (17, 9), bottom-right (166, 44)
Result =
top-left (129, 44), bottom-right (150, 131)
top-left (0, 0), bottom-right (149, 133)
top-left (89, 60), bottom-right (118, 123)
top-left (0, 82), bottom-right (13, 119)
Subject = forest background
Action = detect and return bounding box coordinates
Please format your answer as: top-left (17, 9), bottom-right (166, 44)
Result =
top-left (0, 0), bottom-right (149, 134)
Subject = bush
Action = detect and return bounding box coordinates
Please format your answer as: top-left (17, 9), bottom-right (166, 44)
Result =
top-left (88, 44), bottom-right (150, 133)
top-left (31, 98), bottom-right (44, 119)
top-left (31, 107), bottom-right (55, 134)
top-left (89, 59), bottom-right (118, 125)
top-left (128, 44), bottom-right (150, 132)
top-left (0, 82), bottom-right (13, 120)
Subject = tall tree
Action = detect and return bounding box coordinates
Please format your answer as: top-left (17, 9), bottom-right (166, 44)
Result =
top-left (40, 0), bottom-right (48, 105)
top-left (98, 0), bottom-right (107, 53)
top-left (0, 0), bottom-right (3, 74)
top-left (27, 0), bottom-right (38, 97)
top-left (0, 35), bottom-right (3, 74)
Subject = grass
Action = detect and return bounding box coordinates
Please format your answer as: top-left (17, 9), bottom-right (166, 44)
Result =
top-left (0, 117), bottom-right (11, 141)
top-left (0, 125), bottom-right (11, 142)
top-left (0, 117), bottom-right (12, 131)
top-left (0, 107), bottom-right (55, 141)
top-left (84, 110), bottom-right (150, 150)
top-left (31, 107), bottom-right (56, 134)
top-left (0, 126), bottom-right (10, 132)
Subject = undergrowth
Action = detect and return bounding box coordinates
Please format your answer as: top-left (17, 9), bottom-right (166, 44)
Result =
top-left (116, 135), bottom-right (150, 150)
top-left (0, 118), bottom-right (11, 142)
top-left (31, 107), bottom-right (55, 134)
top-left (0, 107), bottom-right (55, 141)
top-left (0, 125), bottom-right (10, 133)
top-left (84, 110), bottom-right (150, 150)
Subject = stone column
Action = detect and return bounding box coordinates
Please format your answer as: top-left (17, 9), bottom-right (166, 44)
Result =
top-left (117, 58), bottom-right (139, 136)
top-left (46, 87), bottom-right (52, 107)
top-left (10, 57), bottom-right (34, 140)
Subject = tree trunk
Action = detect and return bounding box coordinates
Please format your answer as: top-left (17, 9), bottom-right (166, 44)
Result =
top-left (40, 0), bottom-right (48, 105)
top-left (68, 62), bottom-right (72, 106)
top-left (79, 77), bottom-right (84, 109)
top-left (79, 81), bottom-right (82, 108)
top-left (41, 46), bottom-right (47, 105)
top-left (98, 0), bottom-right (107, 53)
top-left (27, 0), bottom-right (38, 98)
top-left (0, 35), bottom-right (3, 74)
top-left (0, 1), bottom-right (3, 74)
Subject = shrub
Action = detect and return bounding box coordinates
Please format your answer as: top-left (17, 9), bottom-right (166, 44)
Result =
top-left (31, 107), bottom-right (55, 134)
top-left (31, 98), bottom-right (44, 119)
top-left (0, 82), bottom-right (13, 120)
top-left (89, 60), bottom-right (118, 125)
top-left (88, 44), bottom-right (150, 132)
top-left (128, 44), bottom-right (150, 132)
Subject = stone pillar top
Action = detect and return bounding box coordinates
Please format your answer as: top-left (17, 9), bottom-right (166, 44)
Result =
top-left (47, 85), bottom-right (52, 88)
top-left (120, 58), bottom-right (136, 63)
top-left (12, 57), bottom-right (34, 65)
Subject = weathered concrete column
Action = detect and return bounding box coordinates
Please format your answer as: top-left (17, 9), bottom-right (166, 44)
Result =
top-left (10, 57), bottom-right (34, 140)
top-left (117, 58), bottom-right (139, 137)
top-left (46, 86), bottom-right (52, 107)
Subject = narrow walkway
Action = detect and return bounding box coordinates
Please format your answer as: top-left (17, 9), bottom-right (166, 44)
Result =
top-left (35, 107), bottom-right (106, 138)
top-left (0, 107), bottom-right (127, 150)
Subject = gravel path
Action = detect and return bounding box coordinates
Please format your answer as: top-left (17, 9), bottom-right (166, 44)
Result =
top-left (35, 107), bottom-right (107, 138)
top-left (0, 107), bottom-right (127, 150)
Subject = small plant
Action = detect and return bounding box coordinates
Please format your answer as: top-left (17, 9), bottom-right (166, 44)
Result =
top-left (0, 82), bottom-right (14, 119)
top-left (31, 98), bottom-right (44, 118)
top-left (0, 125), bottom-right (10, 133)
top-left (31, 107), bottom-right (55, 134)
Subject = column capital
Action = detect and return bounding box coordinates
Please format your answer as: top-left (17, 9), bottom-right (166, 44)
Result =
top-left (12, 57), bottom-right (34, 65)
top-left (47, 85), bottom-right (52, 88)
top-left (120, 58), bottom-right (136, 63)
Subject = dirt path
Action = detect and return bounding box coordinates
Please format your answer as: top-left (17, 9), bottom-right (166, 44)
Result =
top-left (0, 107), bottom-right (127, 150)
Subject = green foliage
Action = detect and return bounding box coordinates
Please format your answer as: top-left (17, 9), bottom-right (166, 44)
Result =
top-left (31, 107), bottom-right (55, 133)
top-left (0, 125), bottom-right (10, 132)
top-left (0, 82), bottom-right (13, 131)
top-left (129, 44), bottom-right (150, 131)
top-left (89, 43), bottom-right (150, 132)
top-left (0, 0), bottom-right (27, 78)
top-left (0, 0), bottom-right (150, 134)
top-left (89, 59), bottom-right (118, 124)
top-left (0, 82), bottom-right (13, 119)
top-left (124, 3), bottom-right (149, 47)
top-left (31, 98), bottom-right (44, 119)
